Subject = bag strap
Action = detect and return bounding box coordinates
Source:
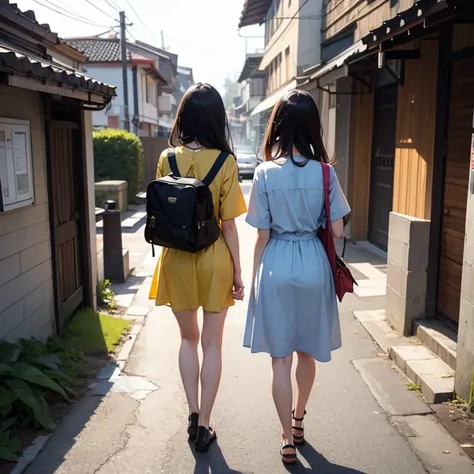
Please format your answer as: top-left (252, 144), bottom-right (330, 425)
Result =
top-left (322, 162), bottom-right (347, 259)
top-left (167, 149), bottom-right (180, 177)
top-left (202, 152), bottom-right (230, 186)
top-left (321, 162), bottom-right (331, 225)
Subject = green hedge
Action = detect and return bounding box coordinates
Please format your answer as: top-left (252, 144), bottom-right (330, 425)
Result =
top-left (93, 129), bottom-right (143, 203)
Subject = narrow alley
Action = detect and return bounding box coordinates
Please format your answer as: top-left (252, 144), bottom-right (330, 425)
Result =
top-left (24, 182), bottom-right (473, 474)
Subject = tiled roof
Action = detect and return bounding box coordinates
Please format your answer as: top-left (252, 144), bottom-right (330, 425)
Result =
top-left (66, 38), bottom-right (133, 63)
top-left (65, 37), bottom-right (167, 84)
top-left (0, 0), bottom-right (58, 43)
top-left (0, 41), bottom-right (116, 99)
top-left (239, 0), bottom-right (272, 28)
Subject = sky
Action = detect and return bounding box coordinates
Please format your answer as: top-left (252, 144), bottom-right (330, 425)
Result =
top-left (16, 0), bottom-right (264, 93)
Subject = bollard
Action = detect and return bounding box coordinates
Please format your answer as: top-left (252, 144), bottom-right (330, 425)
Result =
top-left (102, 200), bottom-right (125, 282)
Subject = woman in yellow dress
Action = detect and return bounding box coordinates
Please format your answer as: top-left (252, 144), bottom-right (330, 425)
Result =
top-left (149, 83), bottom-right (247, 452)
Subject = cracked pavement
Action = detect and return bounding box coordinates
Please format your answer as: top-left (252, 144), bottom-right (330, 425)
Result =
top-left (26, 183), bottom-right (474, 473)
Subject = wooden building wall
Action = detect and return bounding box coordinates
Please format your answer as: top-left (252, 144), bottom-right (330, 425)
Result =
top-left (348, 81), bottom-right (374, 240)
top-left (324, 0), bottom-right (417, 41)
top-left (392, 39), bottom-right (439, 218)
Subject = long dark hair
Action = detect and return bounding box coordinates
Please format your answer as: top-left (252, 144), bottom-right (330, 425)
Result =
top-left (263, 90), bottom-right (330, 164)
top-left (169, 83), bottom-right (234, 155)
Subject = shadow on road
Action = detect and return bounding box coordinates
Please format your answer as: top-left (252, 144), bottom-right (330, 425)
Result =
top-left (190, 441), bottom-right (366, 473)
top-left (192, 443), bottom-right (247, 474)
top-left (288, 442), bottom-right (367, 473)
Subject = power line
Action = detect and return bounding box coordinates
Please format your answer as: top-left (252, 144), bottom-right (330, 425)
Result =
top-left (103, 0), bottom-right (120, 13)
top-left (126, 26), bottom-right (137, 42)
top-left (124, 0), bottom-right (157, 42)
top-left (41, 0), bottom-right (96, 22)
top-left (164, 35), bottom-right (242, 57)
top-left (83, 0), bottom-right (116, 20)
top-left (28, 0), bottom-right (110, 28)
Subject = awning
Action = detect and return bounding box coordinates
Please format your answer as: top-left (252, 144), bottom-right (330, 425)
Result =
top-left (0, 42), bottom-right (116, 101)
top-left (251, 79), bottom-right (297, 116)
top-left (239, 0), bottom-right (272, 28)
top-left (238, 54), bottom-right (264, 83)
top-left (309, 41), bottom-right (367, 87)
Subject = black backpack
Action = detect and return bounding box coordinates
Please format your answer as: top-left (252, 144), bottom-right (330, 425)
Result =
top-left (144, 148), bottom-right (230, 255)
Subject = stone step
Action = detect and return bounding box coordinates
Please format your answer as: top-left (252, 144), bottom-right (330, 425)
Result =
top-left (390, 345), bottom-right (455, 404)
top-left (353, 309), bottom-right (418, 353)
top-left (414, 319), bottom-right (457, 370)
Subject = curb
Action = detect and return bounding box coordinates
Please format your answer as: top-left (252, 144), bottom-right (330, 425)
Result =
top-left (12, 276), bottom-right (153, 473)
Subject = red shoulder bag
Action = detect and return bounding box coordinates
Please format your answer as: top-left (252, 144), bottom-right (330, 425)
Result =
top-left (319, 162), bottom-right (357, 302)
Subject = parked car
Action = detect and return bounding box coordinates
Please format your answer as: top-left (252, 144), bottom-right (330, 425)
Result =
top-left (235, 145), bottom-right (258, 179)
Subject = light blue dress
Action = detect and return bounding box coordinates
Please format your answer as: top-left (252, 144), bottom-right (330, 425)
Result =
top-left (243, 157), bottom-right (351, 361)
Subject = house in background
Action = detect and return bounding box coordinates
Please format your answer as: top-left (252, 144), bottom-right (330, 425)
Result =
top-left (235, 54), bottom-right (265, 149)
top-left (66, 36), bottom-right (168, 137)
top-left (238, 0), bottom-right (324, 146)
top-left (0, 1), bottom-right (115, 341)
top-left (130, 41), bottom-right (181, 137)
top-left (132, 41), bottom-right (179, 135)
top-left (176, 65), bottom-right (195, 97)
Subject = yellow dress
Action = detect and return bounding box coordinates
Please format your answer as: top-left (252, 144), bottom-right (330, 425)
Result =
top-left (148, 146), bottom-right (247, 312)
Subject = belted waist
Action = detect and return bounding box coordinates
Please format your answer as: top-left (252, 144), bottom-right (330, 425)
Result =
top-left (271, 231), bottom-right (318, 241)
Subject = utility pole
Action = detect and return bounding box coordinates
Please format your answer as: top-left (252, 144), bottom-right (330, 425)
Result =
top-left (161, 30), bottom-right (166, 50)
top-left (119, 11), bottom-right (130, 132)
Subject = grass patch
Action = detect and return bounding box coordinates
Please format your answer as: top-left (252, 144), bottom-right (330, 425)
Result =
top-left (64, 308), bottom-right (130, 355)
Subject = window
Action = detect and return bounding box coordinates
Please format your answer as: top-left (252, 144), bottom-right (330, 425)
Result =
top-left (277, 53), bottom-right (282, 87)
top-left (329, 83), bottom-right (336, 109)
top-left (107, 116), bottom-right (119, 129)
top-left (144, 77), bottom-right (157, 107)
top-left (0, 118), bottom-right (34, 212)
top-left (321, 24), bottom-right (355, 62)
top-left (285, 47), bottom-right (290, 81)
top-left (250, 79), bottom-right (264, 97)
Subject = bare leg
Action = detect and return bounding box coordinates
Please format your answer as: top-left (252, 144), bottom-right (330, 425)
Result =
top-left (199, 308), bottom-right (228, 428)
top-left (295, 351), bottom-right (316, 416)
top-left (174, 309), bottom-right (200, 415)
top-left (271, 354), bottom-right (294, 445)
top-left (293, 351), bottom-right (316, 436)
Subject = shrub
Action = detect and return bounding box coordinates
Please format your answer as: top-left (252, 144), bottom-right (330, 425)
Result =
top-left (93, 129), bottom-right (143, 203)
top-left (0, 338), bottom-right (83, 461)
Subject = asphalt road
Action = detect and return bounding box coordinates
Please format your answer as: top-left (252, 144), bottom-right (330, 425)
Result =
top-left (27, 181), bottom-right (453, 474)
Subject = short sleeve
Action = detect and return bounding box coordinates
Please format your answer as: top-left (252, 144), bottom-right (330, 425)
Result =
top-left (329, 165), bottom-right (351, 222)
top-left (245, 167), bottom-right (271, 230)
top-left (219, 157), bottom-right (247, 220)
top-left (156, 151), bottom-right (167, 179)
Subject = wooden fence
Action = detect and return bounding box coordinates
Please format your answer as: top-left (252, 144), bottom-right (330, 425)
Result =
top-left (140, 137), bottom-right (169, 190)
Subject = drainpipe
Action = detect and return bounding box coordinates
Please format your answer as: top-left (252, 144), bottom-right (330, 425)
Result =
top-left (132, 65), bottom-right (139, 136)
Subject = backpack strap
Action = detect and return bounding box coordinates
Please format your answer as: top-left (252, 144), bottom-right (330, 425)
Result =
top-left (167, 148), bottom-right (181, 177)
top-left (202, 152), bottom-right (230, 186)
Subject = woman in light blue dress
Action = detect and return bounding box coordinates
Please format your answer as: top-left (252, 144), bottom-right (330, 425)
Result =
top-left (244, 90), bottom-right (351, 464)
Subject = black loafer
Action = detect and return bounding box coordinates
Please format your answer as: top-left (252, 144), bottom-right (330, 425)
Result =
top-left (195, 426), bottom-right (217, 453)
top-left (187, 413), bottom-right (199, 441)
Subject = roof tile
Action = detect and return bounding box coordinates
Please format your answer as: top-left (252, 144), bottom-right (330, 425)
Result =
top-left (66, 38), bottom-right (132, 63)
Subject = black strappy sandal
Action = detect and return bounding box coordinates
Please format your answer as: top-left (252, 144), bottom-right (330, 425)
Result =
top-left (195, 425), bottom-right (217, 453)
top-left (292, 409), bottom-right (307, 445)
top-left (187, 413), bottom-right (199, 441)
top-left (280, 443), bottom-right (297, 464)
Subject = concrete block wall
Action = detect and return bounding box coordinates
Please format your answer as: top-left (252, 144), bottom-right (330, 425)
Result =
top-left (455, 177), bottom-right (474, 400)
top-left (386, 212), bottom-right (431, 335)
top-left (95, 180), bottom-right (128, 212)
top-left (0, 86), bottom-right (55, 342)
